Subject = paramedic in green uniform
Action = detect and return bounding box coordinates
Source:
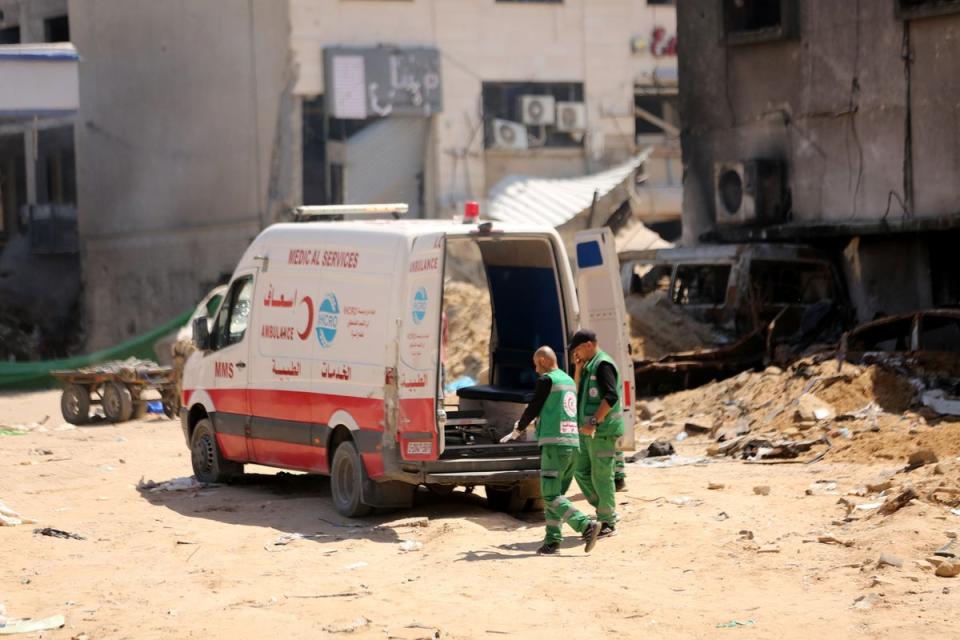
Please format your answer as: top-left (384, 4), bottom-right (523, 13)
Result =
top-left (569, 329), bottom-right (624, 538)
top-left (500, 346), bottom-right (600, 555)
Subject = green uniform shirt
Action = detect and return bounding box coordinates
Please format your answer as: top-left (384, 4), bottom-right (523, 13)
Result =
top-left (577, 350), bottom-right (625, 438)
top-left (536, 369), bottom-right (580, 448)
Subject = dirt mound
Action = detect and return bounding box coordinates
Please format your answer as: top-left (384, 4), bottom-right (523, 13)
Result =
top-left (443, 280), bottom-right (491, 381)
top-left (627, 291), bottom-right (719, 360)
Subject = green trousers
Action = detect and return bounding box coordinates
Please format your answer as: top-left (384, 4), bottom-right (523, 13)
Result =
top-left (615, 449), bottom-right (626, 481)
top-left (540, 445), bottom-right (592, 543)
top-left (573, 434), bottom-right (619, 525)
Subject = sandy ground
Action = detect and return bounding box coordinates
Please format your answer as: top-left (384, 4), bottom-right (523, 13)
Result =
top-left (2, 390), bottom-right (959, 639)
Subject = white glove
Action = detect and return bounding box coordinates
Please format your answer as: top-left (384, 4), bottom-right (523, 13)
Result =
top-left (499, 422), bottom-right (524, 443)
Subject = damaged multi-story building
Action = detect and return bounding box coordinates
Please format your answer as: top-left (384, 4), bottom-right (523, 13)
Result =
top-left (1, 0), bottom-right (681, 355)
top-left (676, 0), bottom-right (960, 322)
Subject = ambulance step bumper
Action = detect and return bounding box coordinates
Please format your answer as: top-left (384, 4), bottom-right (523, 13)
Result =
top-left (423, 469), bottom-right (540, 486)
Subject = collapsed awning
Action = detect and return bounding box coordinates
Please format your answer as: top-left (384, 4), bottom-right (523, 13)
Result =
top-left (0, 43), bottom-right (79, 120)
top-left (487, 149), bottom-right (653, 228)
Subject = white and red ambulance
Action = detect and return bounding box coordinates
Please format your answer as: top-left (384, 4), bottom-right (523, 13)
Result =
top-left (181, 204), bottom-right (634, 516)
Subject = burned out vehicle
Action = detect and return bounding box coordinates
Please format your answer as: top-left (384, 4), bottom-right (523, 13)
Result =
top-left (619, 243), bottom-right (852, 396)
top-left (620, 243), bottom-right (850, 341)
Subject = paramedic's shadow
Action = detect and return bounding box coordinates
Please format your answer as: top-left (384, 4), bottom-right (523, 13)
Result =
top-left (456, 537), bottom-right (585, 562)
top-left (137, 471), bottom-right (538, 545)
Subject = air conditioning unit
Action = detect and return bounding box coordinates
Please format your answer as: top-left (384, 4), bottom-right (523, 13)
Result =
top-left (714, 160), bottom-right (785, 226)
top-left (519, 95), bottom-right (556, 126)
top-left (556, 102), bottom-right (587, 132)
top-left (492, 118), bottom-right (529, 150)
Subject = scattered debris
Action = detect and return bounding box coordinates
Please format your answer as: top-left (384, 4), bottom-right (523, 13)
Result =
top-left (815, 535), bottom-right (854, 547)
top-left (906, 449), bottom-right (938, 471)
top-left (377, 517), bottom-right (430, 530)
top-left (877, 488), bottom-right (918, 516)
top-left (264, 532), bottom-right (331, 552)
top-left (33, 527), bottom-right (85, 541)
top-left (345, 562), bottom-right (368, 571)
top-left (877, 553), bottom-right (904, 569)
top-left (935, 561), bottom-right (960, 578)
top-left (753, 486), bottom-right (770, 496)
top-left (399, 540), bottom-right (424, 552)
top-left (738, 530), bottom-right (754, 541)
top-left (286, 589), bottom-right (368, 599)
top-left (0, 501), bottom-right (35, 527)
top-left (852, 594), bottom-right (878, 610)
top-left (137, 476), bottom-right (216, 493)
top-left (757, 544), bottom-right (780, 554)
top-left (323, 617), bottom-right (371, 634)
top-left (0, 614), bottom-right (65, 635)
top-left (716, 619), bottom-right (755, 629)
top-left (630, 455), bottom-right (710, 469)
top-left (708, 482), bottom-right (725, 490)
top-left (633, 441), bottom-right (675, 459)
top-left (921, 390), bottom-right (960, 417)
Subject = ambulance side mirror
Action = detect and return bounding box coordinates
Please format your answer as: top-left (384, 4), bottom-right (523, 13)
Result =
top-left (193, 317), bottom-right (211, 351)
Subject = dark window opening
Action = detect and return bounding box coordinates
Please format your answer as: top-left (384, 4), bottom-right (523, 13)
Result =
top-left (723, 0), bottom-right (797, 45)
top-left (0, 25), bottom-right (20, 44)
top-left (302, 96), bottom-right (327, 205)
top-left (634, 88), bottom-right (679, 137)
top-left (897, 0), bottom-right (960, 20)
top-left (0, 133), bottom-right (27, 237)
top-left (329, 163), bottom-right (344, 205)
top-left (930, 232), bottom-right (960, 308)
top-left (629, 264), bottom-right (672, 296)
top-left (672, 265), bottom-right (732, 306)
top-left (43, 15), bottom-right (69, 42)
top-left (481, 81), bottom-right (584, 149)
top-left (749, 260), bottom-right (834, 306)
top-left (37, 126), bottom-right (76, 205)
top-left (919, 315), bottom-right (960, 352)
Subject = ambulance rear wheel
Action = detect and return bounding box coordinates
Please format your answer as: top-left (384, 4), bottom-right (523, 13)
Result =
top-left (331, 441), bottom-right (373, 518)
top-left (61, 384), bottom-right (90, 425)
top-left (190, 419), bottom-right (242, 483)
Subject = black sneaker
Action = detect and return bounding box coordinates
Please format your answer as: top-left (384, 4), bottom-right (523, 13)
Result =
top-left (537, 541), bottom-right (560, 555)
top-left (583, 521), bottom-right (601, 553)
top-left (598, 522), bottom-right (617, 538)
top-left (615, 477), bottom-right (627, 492)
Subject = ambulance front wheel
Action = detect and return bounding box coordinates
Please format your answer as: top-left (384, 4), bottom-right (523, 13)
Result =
top-left (190, 419), bottom-right (243, 483)
top-left (331, 441), bottom-right (373, 518)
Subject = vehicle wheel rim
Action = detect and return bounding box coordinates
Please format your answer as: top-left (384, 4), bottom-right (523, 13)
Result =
top-left (334, 452), bottom-right (356, 508)
top-left (65, 390), bottom-right (81, 418)
top-left (104, 388), bottom-right (119, 417)
top-left (193, 432), bottom-right (215, 475)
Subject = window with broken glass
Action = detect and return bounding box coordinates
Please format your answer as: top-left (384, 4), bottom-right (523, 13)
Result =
top-left (671, 265), bottom-right (732, 306)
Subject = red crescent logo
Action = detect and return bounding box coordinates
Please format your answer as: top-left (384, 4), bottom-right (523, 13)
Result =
top-left (298, 295), bottom-right (314, 340)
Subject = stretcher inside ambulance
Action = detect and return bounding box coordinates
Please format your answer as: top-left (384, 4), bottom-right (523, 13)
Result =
top-left (180, 207), bottom-right (634, 517)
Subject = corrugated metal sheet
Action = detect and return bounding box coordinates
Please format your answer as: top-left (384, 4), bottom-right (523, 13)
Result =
top-left (487, 149), bottom-right (652, 227)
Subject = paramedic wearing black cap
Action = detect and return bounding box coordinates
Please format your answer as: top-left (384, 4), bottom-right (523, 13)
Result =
top-left (568, 329), bottom-right (624, 538)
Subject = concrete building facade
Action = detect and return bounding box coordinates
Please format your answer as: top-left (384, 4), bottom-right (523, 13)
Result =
top-left (676, 0), bottom-right (960, 321)
top-left (61, 0), bottom-right (677, 350)
top-left (0, 0), bottom-right (80, 359)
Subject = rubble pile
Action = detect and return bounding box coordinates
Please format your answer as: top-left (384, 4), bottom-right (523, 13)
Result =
top-left (639, 356), bottom-right (960, 482)
top-left (443, 280), bottom-right (491, 381)
top-left (626, 291), bottom-right (720, 360)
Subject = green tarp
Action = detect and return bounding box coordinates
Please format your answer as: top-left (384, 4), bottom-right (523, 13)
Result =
top-left (0, 309), bottom-right (193, 390)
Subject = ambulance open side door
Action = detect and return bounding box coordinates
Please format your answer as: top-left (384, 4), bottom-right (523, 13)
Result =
top-left (573, 228), bottom-right (636, 451)
top-left (397, 232), bottom-right (446, 462)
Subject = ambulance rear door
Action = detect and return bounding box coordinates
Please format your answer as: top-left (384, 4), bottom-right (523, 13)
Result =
top-left (397, 232), bottom-right (445, 461)
top-left (573, 228), bottom-right (636, 451)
